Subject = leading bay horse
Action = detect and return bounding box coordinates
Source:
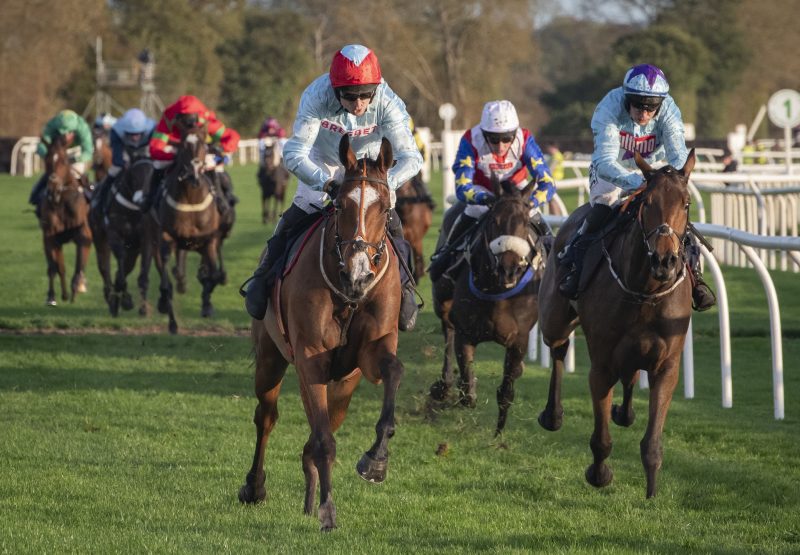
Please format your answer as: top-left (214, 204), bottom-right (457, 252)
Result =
top-left (537, 150), bottom-right (696, 498)
top-left (141, 124), bottom-right (222, 333)
top-left (38, 135), bottom-right (93, 305)
top-left (395, 174), bottom-right (434, 281)
top-left (429, 180), bottom-right (545, 435)
top-left (238, 135), bottom-right (405, 531)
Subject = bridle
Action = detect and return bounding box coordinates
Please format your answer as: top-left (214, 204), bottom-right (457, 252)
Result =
top-left (635, 173), bottom-right (690, 262)
top-left (471, 198), bottom-right (538, 280)
top-left (333, 159), bottom-right (390, 271)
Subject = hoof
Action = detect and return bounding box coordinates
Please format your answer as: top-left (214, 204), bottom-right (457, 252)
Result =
top-left (538, 408), bottom-right (563, 432)
top-left (46, 298), bottom-right (57, 307)
top-left (459, 392), bottom-right (477, 408)
top-left (121, 292), bottom-right (134, 311)
top-left (109, 296), bottom-right (120, 317)
top-left (356, 452), bottom-right (388, 483)
top-left (201, 304), bottom-right (214, 318)
top-left (238, 482), bottom-right (266, 504)
top-left (585, 463), bottom-right (613, 489)
top-left (219, 271), bottom-right (228, 285)
top-left (429, 379), bottom-right (450, 401)
top-left (318, 500), bottom-right (337, 531)
top-left (611, 404), bottom-right (635, 427)
top-left (168, 321), bottom-right (178, 335)
top-left (157, 297), bottom-right (169, 315)
top-left (76, 278), bottom-right (88, 294)
top-left (176, 280), bottom-right (187, 295)
top-left (139, 303), bottom-right (150, 317)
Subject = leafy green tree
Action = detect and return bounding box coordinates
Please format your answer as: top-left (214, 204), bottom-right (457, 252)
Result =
top-left (217, 9), bottom-right (315, 135)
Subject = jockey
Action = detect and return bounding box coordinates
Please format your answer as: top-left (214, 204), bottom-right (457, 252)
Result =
top-left (93, 112), bottom-right (117, 136)
top-left (241, 44), bottom-right (423, 330)
top-left (557, 63), bottom-right (715, 311)
top-left (92, 108), bottom-right (156, 210)
top-left (258, 116), bottom-right (288, 160)
top-left (28, 110), bottom-right (94, 211)
top-left (428, 100), bottom-right (556, 281)
top-left (146, 95), bottom-right (240, 211)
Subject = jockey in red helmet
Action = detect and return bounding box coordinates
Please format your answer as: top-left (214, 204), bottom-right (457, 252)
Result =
top-left (241, 44), bottom-right (423, 330)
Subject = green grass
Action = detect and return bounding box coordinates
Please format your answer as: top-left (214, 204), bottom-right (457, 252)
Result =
top-left (1, 168), bottom-right (799, 552)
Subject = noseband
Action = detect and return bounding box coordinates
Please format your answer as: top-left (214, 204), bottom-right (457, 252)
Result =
top-left (333, 163), bottom-right (390, 271)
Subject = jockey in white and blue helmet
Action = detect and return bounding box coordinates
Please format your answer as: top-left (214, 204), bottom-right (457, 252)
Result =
top-left (109, 108), bottom-right (156, 177)
top-left (558, 63), bottom-right (715, 311)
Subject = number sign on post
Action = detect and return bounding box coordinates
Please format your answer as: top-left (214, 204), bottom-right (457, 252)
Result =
top-left (767, 89), bottom-right (800, 171)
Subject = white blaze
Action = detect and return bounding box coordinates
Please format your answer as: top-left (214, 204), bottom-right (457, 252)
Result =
top-left (347, 186), bottom-right (380, 239)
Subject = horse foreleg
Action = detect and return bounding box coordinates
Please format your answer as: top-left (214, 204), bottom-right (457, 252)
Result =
top-left (55, 246), bottom-right (68, 302)
top-left (199, 240), bottom-right (219, 318)
top-left (119, 247), bottom-right (138, 311)
top-left (298, 378), bottom-right (337, 531)
top-left (496, 343), bottom-right (525, 436)
top-left (43, 238), bottom-right (58, 306)
top-left (173, 249), bottom-right (187, 294)
top-left (640, 361), bottom-right (680, 499)
top-left (430, 319), bottom-right (456, 401)
top-left (612, 370), bottom-right (639, 427)
top-left (138, 234), bottom-right (154, 316)
top-left (108, 238), bottom-right (127, 316)
top-left (71, 226), bottom-right (92, 300)
top-left (155, 237), bottom-right (177, 334)
top-left (538, 339), bottom-right (569, 432)
top-left (586, 367), bottom-right (616, 489)
top-left (93, 229), bottom-right (113, 309)
top-left (455, 335), bottom-right (477, 408)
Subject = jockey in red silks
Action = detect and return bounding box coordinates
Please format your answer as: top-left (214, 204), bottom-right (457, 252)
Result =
top-left (146, 95), bottom-right (241, 211)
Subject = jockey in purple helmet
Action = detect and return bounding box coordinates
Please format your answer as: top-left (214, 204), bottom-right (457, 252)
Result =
top-left (557, 63), bottom-right (715, 311)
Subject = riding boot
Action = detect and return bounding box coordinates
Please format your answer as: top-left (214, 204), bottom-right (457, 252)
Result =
top-left (558, 204), bottom-right (613, 299)
top-left (241, 203), bottom-right (308, 319)
top-left (218, 171), bottom-right (238, 206)
top-left (428, 213), bottom-right (478, 282)
top-left (389, 209), bottom-right (420, 332)
top-left (685, 233), bottom-right (717, 312)
top-left (142, 167), bottom-right (166, 212)
top-left (91, 175), bottom-right (111, 211)
top-left (29, 174), bottom-right (48, 218)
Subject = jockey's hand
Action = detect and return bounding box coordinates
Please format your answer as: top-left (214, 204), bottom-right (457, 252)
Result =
top-left (323, 179), bottom-right (340, 198)
top-left (214, 154), bottom-right (230, 166)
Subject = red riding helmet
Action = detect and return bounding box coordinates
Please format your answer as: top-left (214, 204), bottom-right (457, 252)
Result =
top-left (329, 45), bottom-right (382, 88)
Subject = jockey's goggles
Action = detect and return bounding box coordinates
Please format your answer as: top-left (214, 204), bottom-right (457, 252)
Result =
top-left (339, 90), bottom-right (376, 102)
top-left (629, 98), bottom-right (662, 113)
top-left (484, 132), bottom-right (515, 145)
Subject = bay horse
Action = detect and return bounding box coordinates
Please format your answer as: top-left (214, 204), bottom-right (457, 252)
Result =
top-left (238, 135), bottom-right (405, 531)
top-left (92, 129), bottom-right (112, 184)
top-left (141, 124), bottom-right (222, 333)
top-left (537, 150), bottom-right (696, 498)
top-left (429, 180), bottom-right (545, 435)
top-left (395, 174), bottom-right (434, 281)
top-left (89, 151), bottom-right (154, 316)
top-left (38, 134), bottom-right (93, 306)
top-left (257, 137), bottom-right (290, 224)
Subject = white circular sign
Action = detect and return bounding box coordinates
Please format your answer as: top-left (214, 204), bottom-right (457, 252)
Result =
top-left (767, 89), bottom-right (800, 128)
top-left (438, 102), bottom-right (457, 121)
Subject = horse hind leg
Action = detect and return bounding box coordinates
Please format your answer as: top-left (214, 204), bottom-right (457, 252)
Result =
top-left (538, 339), bottom-right (569, 432)
top-left (585, 368), bottom-right (615, 489)
top-left (455, 336), bottom-right (477, 408)
top-left (612, 370), bottom-right (638, 427)
top-left (430, 318), bottom-right (456, 401)
top-left (495, 344), bottom-right (525, 436)
top-left (239, 327), bottom-right (288, 505)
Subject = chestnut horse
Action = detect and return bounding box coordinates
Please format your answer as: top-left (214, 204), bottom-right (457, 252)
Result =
top-left (238, 135), bottom-right (405, 531)
top-left (92, 129), bottom-right (112, 184)
top-left (89, 152), bottom-right (154, 316)
top-left (141, 124), bottom-right (222, 333)
top-left (395, 174), bottom-right (434, 281)
top-left (429, 180), bottom-right (544, 435)
top-left (257, 137), bottom-right (290, 224)
top-left (38, 135), bottom-right (92, 305)
top-left (537, 151), bottom-right (696, 498)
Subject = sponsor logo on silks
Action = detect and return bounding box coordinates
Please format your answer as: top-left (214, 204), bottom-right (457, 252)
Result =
top-left (489, 161), bottom-right (514, 171)
top-left (620, 131), bottom-right (658, 160)
top-left (321, 121), bottom-right (378, 137)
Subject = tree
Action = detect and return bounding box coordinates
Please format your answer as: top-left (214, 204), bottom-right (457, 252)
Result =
top-left (217, 9), bottom-right (316, 135)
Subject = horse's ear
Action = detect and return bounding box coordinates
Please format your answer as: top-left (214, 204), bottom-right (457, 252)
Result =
top-left (338, 134), bottom-right (357, 169)
top-left (521, 180), bottom-right (537, 202)
top-left (500, 179), bottom-right (517, 196)
top-left (679, 148), bottom-right (696, 178)
top-left (634, 151), bottom-right (655, 177)
top-left (377, 137), bottom-right (393, 173)
top-left (489, 173), bottom-right (502, 196)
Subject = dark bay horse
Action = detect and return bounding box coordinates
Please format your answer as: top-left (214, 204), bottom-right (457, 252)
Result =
top-left (39, 135), bottom-right (93, 305)
top-left (537, 150), bottom-right (696, 498)
top-left (89, 153), bottom-right (154, 316)
top-left (239, 135), bottom-right (405, 531)
top-left (395, 175), bottom-right (434, 281)
top-left (257, 137), bottom-right (290, 224)
top-left (142, 125), bottom-right (222, 333)
top-left (429, 180), bottom-right (545, 435)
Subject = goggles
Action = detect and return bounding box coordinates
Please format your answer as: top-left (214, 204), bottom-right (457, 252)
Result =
top-left (340, 90), bottom-right (376, 102)
top-left (484, 132), bottom-right (515, 145)
top-left (629, 99), bottom-right (662, 113)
